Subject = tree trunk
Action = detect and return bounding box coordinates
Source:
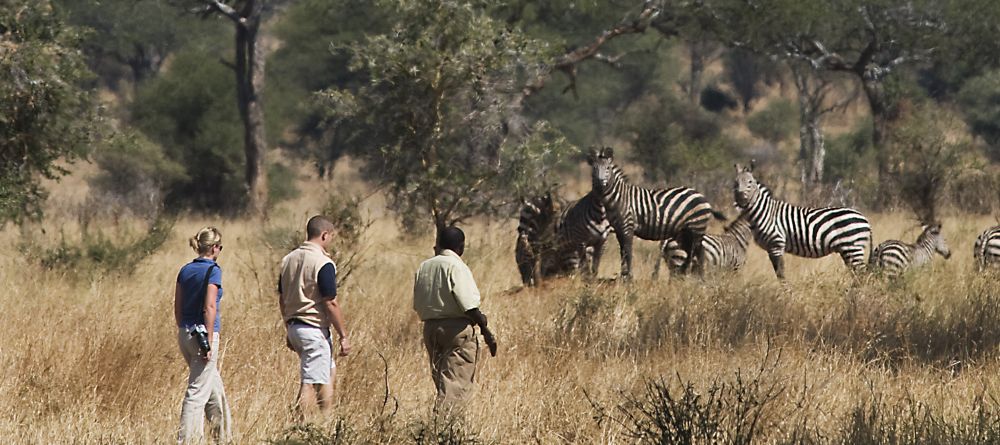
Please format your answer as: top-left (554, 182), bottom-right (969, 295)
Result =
top-left (234, 12), bottom-right (268, 218)
top-left (862, 77), bottom-right (890, 209)
top-left (688, 42), bottom-right (705, 104)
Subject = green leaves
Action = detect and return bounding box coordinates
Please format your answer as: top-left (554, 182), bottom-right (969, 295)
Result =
top-left (324, 0), bottom-right (573, 231)
top-left (0, 0), bottom-right (97, 224)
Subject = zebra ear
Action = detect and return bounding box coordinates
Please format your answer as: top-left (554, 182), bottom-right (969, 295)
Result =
top-left (586, 148), bottom-right (598, 165)
top-left (749, 159), bottom-right (756, 172)
top-left (734, 163), bottom-right (743, 174)
top-left (602, 147), bottom-right (615, 159)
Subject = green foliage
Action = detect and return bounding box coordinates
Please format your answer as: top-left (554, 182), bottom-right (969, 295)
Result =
top-left (267, 421), bottom-right (355, 445)
top-left (267, 162), bottom-right (300, 206)
top-left (28, 217), bottom-right (174, 276)
top-left (54, 0), bottom-right (213, 88)
top-left (131, 45), bottom-right (246, 212)
top-left (887, 103), bottom-right (970, 221)
top-left (825, 118), bottom-right (875, 186)
top-left (620, 94), bottom-right (740, 196)
top-left (322, 0), bottom-right (574, 231)
top-left (89, 129), bottom-right (187, 219)
top-left (0, 0), bottom-right (98, 224)
top-left (958, 70), bottom-right (1000, 159)
top-left (267, 0), bottom-right (386, 174)
top-left (746, 99), bottom-right (798, 144)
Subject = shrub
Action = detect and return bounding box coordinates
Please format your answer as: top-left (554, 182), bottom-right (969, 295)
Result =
top-left (957, 70), bottom-right (1000, 160)
top-left (89, 129), bottom-right (187, 221)
top-left (747, 99), bottom-right (798, 145)
top-left (28, 217), bottom-right (174, 276)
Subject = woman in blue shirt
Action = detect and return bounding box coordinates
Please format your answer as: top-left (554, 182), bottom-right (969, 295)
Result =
top-left (174, 227), bottom-right (231, 443)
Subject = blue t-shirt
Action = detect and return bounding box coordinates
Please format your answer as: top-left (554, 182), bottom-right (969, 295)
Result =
top-left (177, 258), bottom-right (223, 332)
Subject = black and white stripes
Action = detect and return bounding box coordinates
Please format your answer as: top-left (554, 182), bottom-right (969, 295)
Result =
top-left (974, 225), bottom-right (1000, 270)
top-left (515, 192), bottom-right (610, 285)
top-left (589, 147), bottom-right (724, 278)
top-left (869, 223), bottom-right (951, 277)
top-left (733, 163), bottom-right (871, 279)
top-left (657, 217), bottom-right (752, 274)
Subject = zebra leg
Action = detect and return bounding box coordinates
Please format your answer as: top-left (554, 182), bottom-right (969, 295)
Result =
top-left (676, 230), bottom-right (703, 276)
top-left (690, 232), bottom-right (707, 277)
top-left (768, 252), bottom-right (785, 279)
top-left (839, 247), bottom-right (866, 274)
top-left (591, 241), bottom-right (605, 277)
top-left (616, 231), bottom-right (634, 280)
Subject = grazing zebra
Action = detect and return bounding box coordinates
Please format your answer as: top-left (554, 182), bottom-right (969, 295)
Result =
top-left (655, 217), bottom-right (752, 275)
top-left (973, 225), bottom-right (1000, 270)
top-left (733, 163), bottom-right (871, 279)
top-left (869, 223), bottom-right (951, 277)
top-left (588, 147), bottom-right (725, 279)
top-left (515, 194), bottom-right (556, 286)
top-left (549, 191), bottom-right (612, 276)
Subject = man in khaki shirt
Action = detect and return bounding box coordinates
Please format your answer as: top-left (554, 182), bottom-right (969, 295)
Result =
top-left (413, 226), bottom-right (497, 412)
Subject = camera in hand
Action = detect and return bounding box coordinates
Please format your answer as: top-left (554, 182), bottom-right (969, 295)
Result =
top-left (190, 325), bottom-right (211, 355)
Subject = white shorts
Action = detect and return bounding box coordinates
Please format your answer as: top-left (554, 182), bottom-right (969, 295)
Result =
top-left (286, 323), bottom-right (335, 385)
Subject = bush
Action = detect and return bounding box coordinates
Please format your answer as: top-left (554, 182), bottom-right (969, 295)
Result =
top-left (887, 103), bottom-right (970, 221)
top-left (621, 95), bottom-right (741, 201)
top-left (27, 217), bottom-right (174, 276)
top-left (957, 70), bottom-right (1000, 160)
top-left (700, 85), bottom-right (739, 113)
top-left (89, 129), bottom-right (187, 220)
top-left (747, 99), bottom-right (798, 145)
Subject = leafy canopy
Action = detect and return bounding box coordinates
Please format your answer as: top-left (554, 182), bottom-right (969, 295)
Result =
top-left (322, 0), bottom-right (573, 230)
top-left (0, 0), bottom-right (97, 224)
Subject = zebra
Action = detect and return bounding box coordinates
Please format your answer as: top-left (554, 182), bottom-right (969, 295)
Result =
top-left (733, 162), bottom-right (871, 279)
top-left (973, 225), bottom-right (1000, 270)
top-left (588, 147), bottom-right (725, 279)
top-left (515, 193), bottom-right (557, 286)
top-left (869, 223), bottom-right (951, 277)
top-left (515, 192), bottom-right (611, 285)
top-left (548, 191), bottom-right (612, 277)
top-left (655, 216), bottom-right (752, 275)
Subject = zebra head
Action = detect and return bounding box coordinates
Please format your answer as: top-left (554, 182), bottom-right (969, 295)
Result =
top-left (587, 147), bottom-right (617, 193)
top-left (733, 162), bottom-right (761, 209)
top-left (918, 222), bottom-right (951, 259)
top-left (517, 193), bottom-right (556, 241)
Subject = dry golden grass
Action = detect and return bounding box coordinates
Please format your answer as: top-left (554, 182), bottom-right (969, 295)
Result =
top-left (4, 172), bottom-right (1000, 444)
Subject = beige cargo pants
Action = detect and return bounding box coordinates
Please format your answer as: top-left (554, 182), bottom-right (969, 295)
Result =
top-left (423, 318), bottom-right (480, 412)
top-left (177, 329), bottom-right (232, 444)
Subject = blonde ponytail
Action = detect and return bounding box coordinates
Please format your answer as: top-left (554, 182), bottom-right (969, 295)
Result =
top-left (190, 227), bottom-right (222, 255)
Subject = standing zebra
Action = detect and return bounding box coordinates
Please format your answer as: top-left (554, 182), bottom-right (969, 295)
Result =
top-left (656, 216), bottom-right (752, 275)
top-left (733, 163), bottom-right (871, 279)
top-left (588, 147), bottom-right (725, 279)
top-left (515, 193), bottom-right (557, 286)
top-left (869, 223), bottom-right (951, 277)
top-left (973, 225), bottom-right (1000, 269)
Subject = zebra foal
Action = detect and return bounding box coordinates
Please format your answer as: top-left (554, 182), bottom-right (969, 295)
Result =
top-left (733, 163), bottom-right (871, 279)
top-left (656, 217), bottom-right (752, 275)
top-left (869, 223), bottom-right (951, 277)
top-left (515, 193), bottom-right (557, 286)
top-left (588, 147), bottom-right (725, 279)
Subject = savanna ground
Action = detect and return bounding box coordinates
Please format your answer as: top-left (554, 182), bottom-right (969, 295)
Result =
top-left (4, 170), bottom-right (1000, 444)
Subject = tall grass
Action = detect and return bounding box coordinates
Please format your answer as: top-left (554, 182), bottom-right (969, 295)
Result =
top-left (3, 183), bottom-right (1000, 443)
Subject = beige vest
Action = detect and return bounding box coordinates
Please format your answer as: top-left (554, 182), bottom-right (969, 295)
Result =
top-left (279, 242), bottom-right (336, 327)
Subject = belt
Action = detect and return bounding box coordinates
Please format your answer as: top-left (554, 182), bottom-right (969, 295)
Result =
top-left (286, 318), bottom-right (314, 327)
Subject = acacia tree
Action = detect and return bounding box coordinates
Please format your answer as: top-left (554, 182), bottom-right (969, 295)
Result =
top-left (0, 1), bottom-right (97, 223)
top-left (790, 63), bottom-right (856, 199)
top-left (689, 0), bottom-right (948, 203)
top-left (186, 0), bottom-right (269, 217)
top-left (321, 0), bottom-right (580, 231)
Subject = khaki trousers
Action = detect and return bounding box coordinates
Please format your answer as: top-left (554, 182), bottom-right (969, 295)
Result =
top-left (423, 318), bottom-right (479, 412)
top-left (177, 329), bottom-right (232, 444)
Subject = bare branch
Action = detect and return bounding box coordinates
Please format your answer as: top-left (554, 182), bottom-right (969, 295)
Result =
top-left (198, 0), bottom-right (244, 24)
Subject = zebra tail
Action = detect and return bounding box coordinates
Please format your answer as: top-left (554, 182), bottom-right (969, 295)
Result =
top-left (711, 209), bottom-right (727, 222)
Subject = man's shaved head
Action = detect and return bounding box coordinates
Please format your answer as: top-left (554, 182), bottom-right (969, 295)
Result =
top-left (306, 215), bottom-right (336, 239)
top-left (436, 226), bottom-right (465, 255)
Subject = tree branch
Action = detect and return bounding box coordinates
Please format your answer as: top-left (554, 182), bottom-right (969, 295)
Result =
top-left (516, 1), bottom-right (659, 105)
top-left (198, 0), bottom-right (245, 25)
